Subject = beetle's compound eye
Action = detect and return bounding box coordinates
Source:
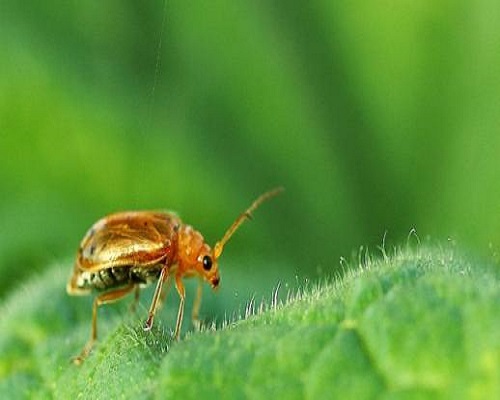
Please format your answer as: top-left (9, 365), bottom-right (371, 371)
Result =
top-left (202, 255), bottom-right (212, 271)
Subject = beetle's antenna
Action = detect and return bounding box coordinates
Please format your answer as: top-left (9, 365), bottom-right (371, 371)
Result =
top-left (214, 187), bottom-right (284, 259)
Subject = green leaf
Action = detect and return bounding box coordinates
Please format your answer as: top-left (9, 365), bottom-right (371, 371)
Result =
top-left (1, 246), bottom-right (499, 399)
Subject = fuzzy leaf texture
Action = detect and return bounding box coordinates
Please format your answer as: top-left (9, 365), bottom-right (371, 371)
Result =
top-left (1, 246), bottom-right (499, 399)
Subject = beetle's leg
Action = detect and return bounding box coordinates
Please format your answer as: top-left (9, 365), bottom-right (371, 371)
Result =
top-left (146, 274), bottom-right (171, 315)
top-left (129, 286), bottom-right (141, 313)
top-left (173, 275), bottom-right (186, 340)
top-left (191, 278), bottom-right (203, 331)
top-left (73, 284), bottom-right (135, 365)
top-left (159, 276), bottom-right (172, 307)
top-left (144, 266), bottom-right (170, 331)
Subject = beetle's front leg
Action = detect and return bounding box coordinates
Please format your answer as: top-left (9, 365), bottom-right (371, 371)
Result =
top-left (191, 278), bottom-right (203, 331)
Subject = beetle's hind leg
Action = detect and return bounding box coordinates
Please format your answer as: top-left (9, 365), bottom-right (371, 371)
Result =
top-left (129, 286), bottom-right (141, 313)
top-left (73, 284), bottom-right (136, 365)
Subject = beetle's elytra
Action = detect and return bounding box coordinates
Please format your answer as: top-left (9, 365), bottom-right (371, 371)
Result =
top-left (67, 187), bottom-right (283, 364)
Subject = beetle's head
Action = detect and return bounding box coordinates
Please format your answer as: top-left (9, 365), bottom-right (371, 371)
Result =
top-left (180, 187), bottom-right (282, 291)
top-left (196, 246), bottom-right (220, 290)
top-left (177, 225), bottom-right (220, 289)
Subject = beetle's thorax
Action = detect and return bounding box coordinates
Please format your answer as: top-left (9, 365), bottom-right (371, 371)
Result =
top-left (176, 224), bottom-right (210, 271)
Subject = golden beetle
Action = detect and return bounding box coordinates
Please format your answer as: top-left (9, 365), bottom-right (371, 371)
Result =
top-left (67, 187), bottom-right (282, 363)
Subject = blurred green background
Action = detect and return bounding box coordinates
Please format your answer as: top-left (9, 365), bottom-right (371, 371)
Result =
top-left (1, 1), bottom-right (499, 302)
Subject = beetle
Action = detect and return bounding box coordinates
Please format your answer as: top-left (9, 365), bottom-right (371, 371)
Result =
top-left (67, 187), bottom-right (282, 364)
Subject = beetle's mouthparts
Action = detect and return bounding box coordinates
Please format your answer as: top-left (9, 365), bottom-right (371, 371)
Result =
top-left (211, 276), bottom-right (220, 289)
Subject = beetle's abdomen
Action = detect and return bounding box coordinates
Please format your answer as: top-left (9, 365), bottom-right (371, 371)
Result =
top-left (75, 265), bottom-right (162, 291)
top-left (75, 267), bottom-right (128, 291)
top-left (130, 265), bottom-right (163, 285)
